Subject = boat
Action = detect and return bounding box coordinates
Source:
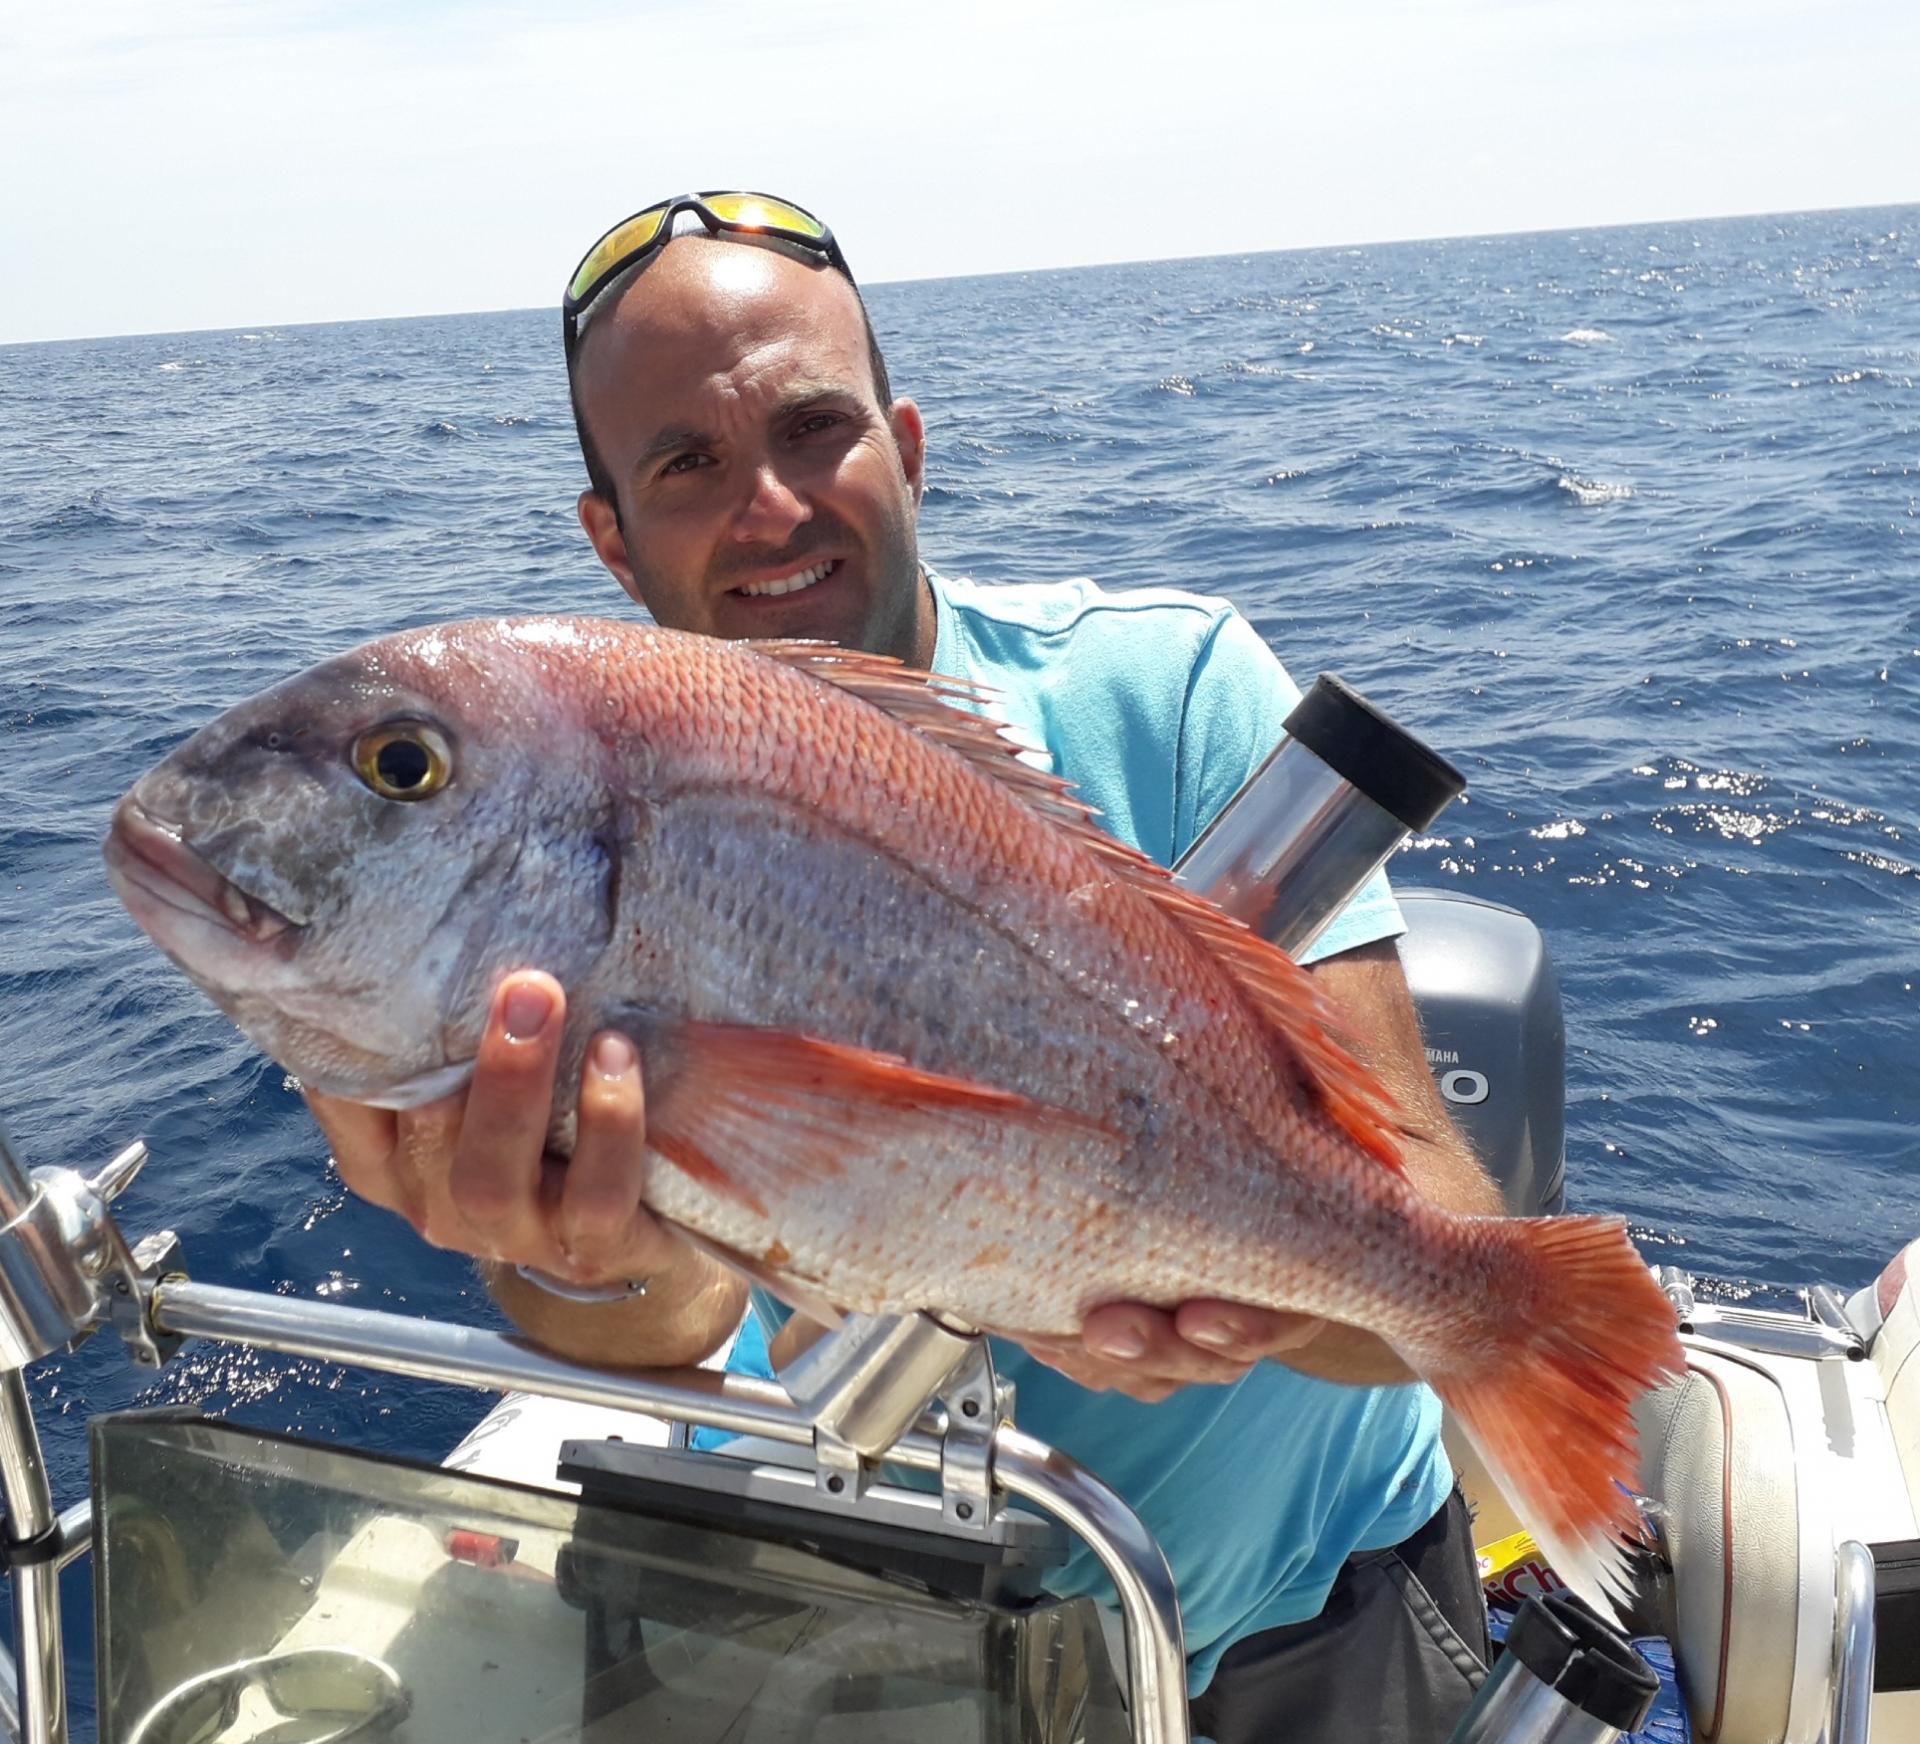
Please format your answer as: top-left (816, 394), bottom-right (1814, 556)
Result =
top-left (0, 675), bottom-right (1909, 1743)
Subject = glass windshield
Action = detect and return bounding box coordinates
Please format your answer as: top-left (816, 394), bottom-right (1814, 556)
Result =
top-left (93, 1413), bottom-right (1128, 1743)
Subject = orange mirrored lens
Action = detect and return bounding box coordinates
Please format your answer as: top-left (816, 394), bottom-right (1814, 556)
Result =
top-left (703, 193), bottom-right (826, 238)
top-left (568, 205), bottom-right (669, 303)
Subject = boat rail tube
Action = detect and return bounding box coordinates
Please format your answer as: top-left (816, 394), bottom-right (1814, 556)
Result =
top-left (0, 1127), bottom-right (1184, 1743)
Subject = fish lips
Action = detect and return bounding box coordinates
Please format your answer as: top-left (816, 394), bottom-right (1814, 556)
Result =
top-left (104, 794), bottom-right (306, 963)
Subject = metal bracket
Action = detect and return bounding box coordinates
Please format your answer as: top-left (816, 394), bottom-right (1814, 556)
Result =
top-left (809, 1430), bottom-right (871, 1506)
top-left (777, 1310), bottom-right (984, 1502)
top-left (105, 1233), bottom-right (187, 1369)
top-left (937, 1338), bottom-right (1010, 1532)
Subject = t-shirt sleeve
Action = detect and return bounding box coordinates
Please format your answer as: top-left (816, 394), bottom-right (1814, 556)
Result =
top-left (1174, 609), bottom-right (1405, 966)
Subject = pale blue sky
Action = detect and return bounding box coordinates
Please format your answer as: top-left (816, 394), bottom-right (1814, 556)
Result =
top-left (2, 0), bottom-right (1914, 345)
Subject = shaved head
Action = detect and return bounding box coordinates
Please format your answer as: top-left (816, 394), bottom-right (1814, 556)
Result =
top-left (568, 235), bottom-right (892, 509)
top-left (563, 232), bottom-right (933, 665)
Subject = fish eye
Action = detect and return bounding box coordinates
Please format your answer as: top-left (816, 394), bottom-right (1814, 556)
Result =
top-left (352, 723), bottom-right (452, 802)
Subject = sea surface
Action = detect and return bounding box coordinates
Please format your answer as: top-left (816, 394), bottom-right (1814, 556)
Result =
top-left (2, 205), bottom-right (1917, 1730)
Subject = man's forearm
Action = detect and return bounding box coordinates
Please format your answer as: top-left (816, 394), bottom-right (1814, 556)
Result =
top-left (483, 1244), bottom-right (748, 1369)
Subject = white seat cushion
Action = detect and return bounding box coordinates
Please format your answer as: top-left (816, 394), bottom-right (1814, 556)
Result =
top-left (1633, 1350), bottom-right (1826, 1743)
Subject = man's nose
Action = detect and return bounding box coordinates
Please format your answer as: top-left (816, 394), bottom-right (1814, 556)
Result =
top-left (732, 458), bottom-right (810, 541)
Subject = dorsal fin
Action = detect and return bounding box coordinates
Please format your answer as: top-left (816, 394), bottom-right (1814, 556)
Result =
top-left (747, 639), bottom-right (1407, 1175)
top-left (748, 640), bottom-right (1101, 829)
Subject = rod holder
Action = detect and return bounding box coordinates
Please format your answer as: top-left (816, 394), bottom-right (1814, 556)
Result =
top-left (778, 1310), bottom-right (982, 1468)
top-left (1175, 672), bottom-right (1465, 956)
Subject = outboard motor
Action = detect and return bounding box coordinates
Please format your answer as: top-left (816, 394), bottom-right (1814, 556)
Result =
top-left (1399, 889), bottom-right (1567, 1216)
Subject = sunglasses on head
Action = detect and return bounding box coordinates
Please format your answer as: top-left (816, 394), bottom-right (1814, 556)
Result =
top-left (562, 191), bottom-right (853, 358)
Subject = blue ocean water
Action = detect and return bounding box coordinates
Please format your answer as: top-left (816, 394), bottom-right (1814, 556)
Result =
top-left (1, 206), bottom-right (1916, 1727)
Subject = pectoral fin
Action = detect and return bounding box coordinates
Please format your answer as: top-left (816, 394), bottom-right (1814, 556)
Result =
top-left (634, 1019), bottom-right (1113, 1217)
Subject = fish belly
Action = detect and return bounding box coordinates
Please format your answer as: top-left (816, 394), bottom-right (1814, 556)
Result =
top-left (598, 789), bottom-right (1367, 1331)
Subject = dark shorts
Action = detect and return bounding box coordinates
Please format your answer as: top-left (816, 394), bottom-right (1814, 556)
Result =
top-left (1189, 1487), bottom-right (1490, 1744)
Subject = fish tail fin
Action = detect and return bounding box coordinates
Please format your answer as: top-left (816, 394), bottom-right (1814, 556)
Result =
top-left (1424, 1215), bottom-right (1682, 1616)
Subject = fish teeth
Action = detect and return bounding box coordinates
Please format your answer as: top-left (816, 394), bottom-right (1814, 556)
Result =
top-left (738, 560), bottom-right (834, 598)
top-left (218, 876), bottom-right (290, 941)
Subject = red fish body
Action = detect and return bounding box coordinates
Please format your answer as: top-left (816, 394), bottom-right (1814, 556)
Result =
top-left (105, 617), bottom-right (1682, 1607)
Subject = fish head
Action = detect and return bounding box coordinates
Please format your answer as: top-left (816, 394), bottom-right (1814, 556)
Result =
top-left (103, 619), bottom-right (629, 1105)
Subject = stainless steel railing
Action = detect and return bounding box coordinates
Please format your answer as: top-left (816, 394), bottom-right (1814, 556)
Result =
top-left (0, 1120), bottom-right (1190, 1744)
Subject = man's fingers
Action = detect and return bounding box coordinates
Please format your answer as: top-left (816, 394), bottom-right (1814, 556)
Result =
top-left (446, 972), bottom-right (565, 1259)
top-left (1021, 1337), bottom-right (1193, 1404)
top-left (1018, 1302), bottom-right (1260, 1402)
top-left (304, 1089), bottom-right (411, 1218)
top-left (1079, 1302), bottom-right (1256, 1389)
top-left (558, 1030), bottom-right (654, 1278)
top-left (1173, 1300), bottom-right (1328, 1363)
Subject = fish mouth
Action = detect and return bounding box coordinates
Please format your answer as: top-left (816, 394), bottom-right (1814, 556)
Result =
top-left (104, 795), bottom-right (304, 949)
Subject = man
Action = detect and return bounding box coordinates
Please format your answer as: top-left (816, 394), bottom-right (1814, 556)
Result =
top-left (308, 193), bottom-right (1502, 1742)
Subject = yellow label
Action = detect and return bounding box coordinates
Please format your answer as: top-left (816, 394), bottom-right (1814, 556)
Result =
top-left (1476, 1529), bottom-right (1566, 1603)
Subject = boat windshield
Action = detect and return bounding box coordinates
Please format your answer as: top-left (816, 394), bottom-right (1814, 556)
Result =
top-left (91, 1412), bottom-right (1129, 1744)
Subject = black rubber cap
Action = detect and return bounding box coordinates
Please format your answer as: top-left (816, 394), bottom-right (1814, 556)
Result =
top-left (1503, 1594), bottom-right (1660, 1733)
top-left (1282, 674), bottom-right (1467, 833)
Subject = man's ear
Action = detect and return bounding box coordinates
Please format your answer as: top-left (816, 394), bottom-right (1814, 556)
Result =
top-left (888, 398), bottom-right (927, 510)
top-left (578, 490), bottom-right (641, 600)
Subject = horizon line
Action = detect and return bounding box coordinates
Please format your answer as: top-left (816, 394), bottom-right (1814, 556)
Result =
top-left (5, 195), bottom-right (1915, 352)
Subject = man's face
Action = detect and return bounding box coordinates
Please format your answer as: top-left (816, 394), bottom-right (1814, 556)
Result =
top-left (571, 239), bottom-right (929, 662)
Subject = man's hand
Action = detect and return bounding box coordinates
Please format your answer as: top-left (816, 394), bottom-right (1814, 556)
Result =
top-left (1026, 937), bottom-right (1500, 1401)
top-left (306, 969), bottom-right (745, 1366)
top-left (1020, 1303), bottom-right (1321, 1403)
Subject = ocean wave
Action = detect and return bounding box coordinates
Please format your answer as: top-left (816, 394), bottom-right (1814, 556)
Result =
top-left (1561, 327), bottom-right (1616, 344)
top-left (1843, 849), bottom-right (1915, 879)
top-left (24, 495), bottom-right (131, 536)
top-left (1556, 472), bottom-right (1633, 505)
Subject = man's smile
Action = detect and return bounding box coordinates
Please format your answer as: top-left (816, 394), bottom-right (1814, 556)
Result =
top-left (733, 556), bottom-right (839, 598)
top-left (727, 557), bottom-right (844, 603)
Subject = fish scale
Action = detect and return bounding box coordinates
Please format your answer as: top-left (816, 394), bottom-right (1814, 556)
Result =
top-left (105, 614), bottom-right (1683, 1612)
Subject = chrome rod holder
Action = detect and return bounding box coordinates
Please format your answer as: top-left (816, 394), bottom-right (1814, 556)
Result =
top-left (1175, 672), bottom-right (1465, 953)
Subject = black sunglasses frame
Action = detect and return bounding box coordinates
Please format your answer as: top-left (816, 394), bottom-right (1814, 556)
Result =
top-left (561, 191), bottom-right (855, 359)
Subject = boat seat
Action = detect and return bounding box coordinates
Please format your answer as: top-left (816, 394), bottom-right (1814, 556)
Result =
top-left (1871, 1237), bottom-right (1920, 1522)
top-left (1632, 1349), bottom-right (1832, 1744)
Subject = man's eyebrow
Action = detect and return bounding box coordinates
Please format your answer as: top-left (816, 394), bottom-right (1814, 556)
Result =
top-left (631, 425), bottom-right (713, 472)
top-left (628, 384), bottom-right (865, 479)
top-left (771, 381), bottom-right (861, 419)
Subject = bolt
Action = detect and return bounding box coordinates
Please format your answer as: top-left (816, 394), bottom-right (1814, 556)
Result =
top-left (827, 1474), bottom-right (846, 1495)
top-left (960, 1397), bottom-right (981, 1418)
top-left (956, 1502), bottom-right (973, 1521)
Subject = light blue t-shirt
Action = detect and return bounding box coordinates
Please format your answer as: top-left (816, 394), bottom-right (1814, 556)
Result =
top-left (720, 569), bottom-right (1451, 1696)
